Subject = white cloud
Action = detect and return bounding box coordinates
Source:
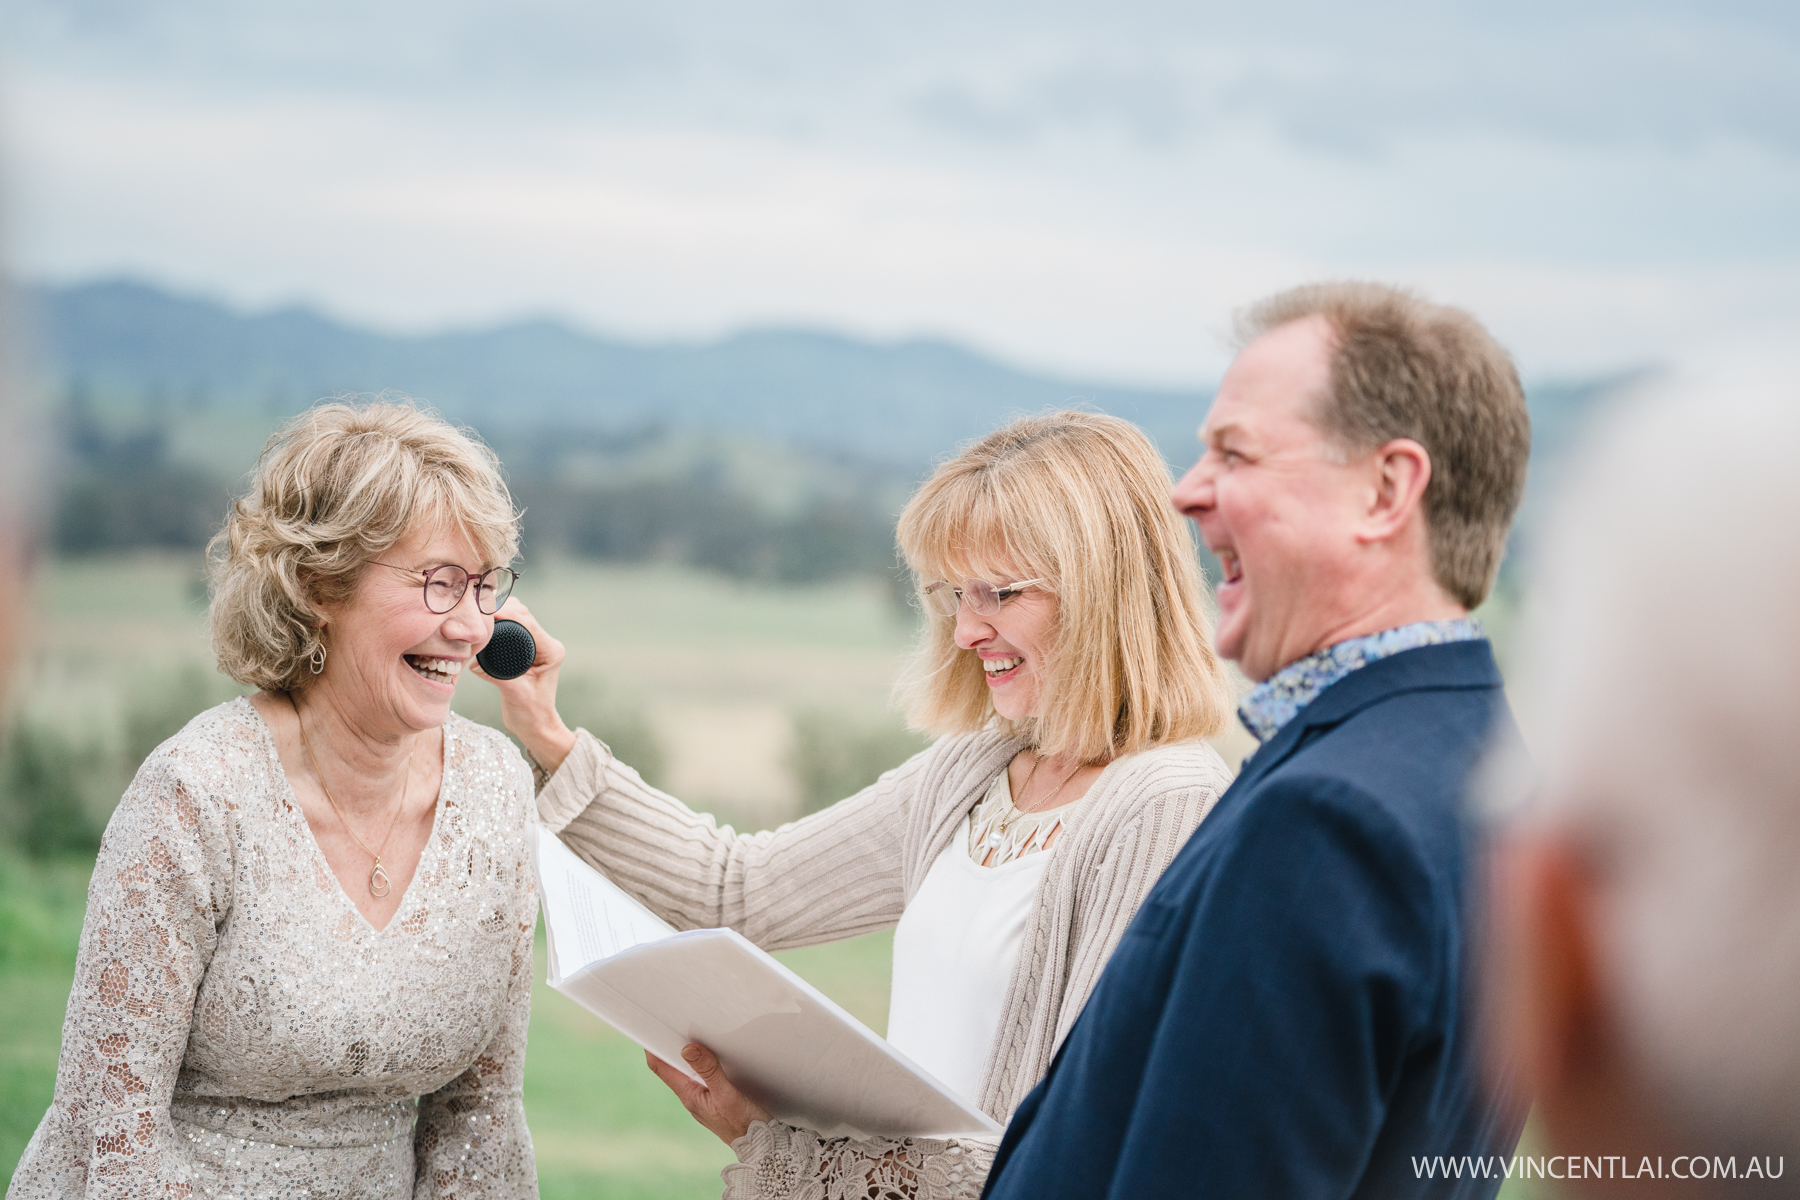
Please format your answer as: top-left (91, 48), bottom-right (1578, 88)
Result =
top-left (3, 0), bottom-right (1797, 385)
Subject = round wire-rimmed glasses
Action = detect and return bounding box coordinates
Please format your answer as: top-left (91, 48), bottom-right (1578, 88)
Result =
top-left (921, 577), bottom-right (1045, 618)
top-left (370, 562), bottom-right (520, 614)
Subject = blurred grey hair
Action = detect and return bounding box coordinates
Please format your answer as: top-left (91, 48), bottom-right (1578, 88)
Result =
top-left (207, 400), bottom-right (520, 692)
top-left (1505, 355), bottom-right (1800, 1160)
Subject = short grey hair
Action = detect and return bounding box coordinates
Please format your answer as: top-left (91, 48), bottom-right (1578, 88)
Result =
top-left (208, 400), bottom-right (521, 692)
top-left (1503, 357), bottom-right (1800, 1159)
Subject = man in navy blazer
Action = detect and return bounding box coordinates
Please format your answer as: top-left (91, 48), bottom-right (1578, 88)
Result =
top-left (983, 283), bottom-right (1532, 1200)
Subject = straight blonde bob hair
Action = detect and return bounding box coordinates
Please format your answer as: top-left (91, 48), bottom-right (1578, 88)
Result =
top-left (208, 400), bottom-right (521, 692)
top-left (897, 410), bottom-right (1232, 762)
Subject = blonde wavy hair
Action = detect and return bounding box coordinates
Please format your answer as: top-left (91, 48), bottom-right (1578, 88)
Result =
top-left (207, 400), bottom-right (521, 692)
top-left (897, 410), bottom-right (1231, 762)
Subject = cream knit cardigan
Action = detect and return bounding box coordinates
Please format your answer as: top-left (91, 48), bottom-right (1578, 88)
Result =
top-left (536, 726), bottom-right (1232, 1200)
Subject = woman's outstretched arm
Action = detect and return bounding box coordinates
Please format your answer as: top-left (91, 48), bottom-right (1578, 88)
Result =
top-left (537, 726), bottom-right (930, 951)
top-left (480, 598), bottom-right (979, 952)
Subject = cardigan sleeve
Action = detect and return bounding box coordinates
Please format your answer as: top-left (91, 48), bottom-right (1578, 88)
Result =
top-left (537, 728), bottom-right (939, 951)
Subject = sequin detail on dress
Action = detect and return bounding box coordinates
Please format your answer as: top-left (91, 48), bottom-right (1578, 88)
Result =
top-left (8, 697), bottom-right (540, 1199)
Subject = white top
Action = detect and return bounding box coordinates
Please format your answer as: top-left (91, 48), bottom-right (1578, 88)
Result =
top-left (886, 770), bottom-right (1076, 1105)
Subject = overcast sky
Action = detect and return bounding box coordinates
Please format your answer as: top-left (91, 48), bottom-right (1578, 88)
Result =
top-left (2, 0), bottom-right (1795, 385)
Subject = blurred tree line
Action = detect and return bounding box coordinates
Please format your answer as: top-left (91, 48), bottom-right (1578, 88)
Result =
top-left (53, 391), bottom-right (238, 553)
top-left (787, 707), bottom-right (930, 815)
top-left (0, 664), bottom-right (239, 865)
top-left (47, 386), bottom-right (915, 601)
top-left (512, 479), bottom-right (902, 589)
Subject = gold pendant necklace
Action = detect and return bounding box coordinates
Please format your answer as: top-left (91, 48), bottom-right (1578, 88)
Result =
top-left (1001, 750), bottom-right (1082, 834)
top-left (289, 694), bottom-right (413, 899)
top-left (996, 753), bottom-right (1044, 837)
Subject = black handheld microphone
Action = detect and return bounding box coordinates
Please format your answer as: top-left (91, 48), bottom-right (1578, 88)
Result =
top-left (477, 618), bottom-right (537, 681)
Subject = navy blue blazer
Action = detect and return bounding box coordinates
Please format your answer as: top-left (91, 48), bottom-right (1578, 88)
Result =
top-left (983, 640), bottom-right (1523, 1200)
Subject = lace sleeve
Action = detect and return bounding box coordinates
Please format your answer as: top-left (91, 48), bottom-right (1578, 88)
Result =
top-left (412, 775), bottom-right (539, 1197)
top-left (722, 1120), bottom-right (995, 1200)
top-left (32, 752), bottom-right (233, 1197)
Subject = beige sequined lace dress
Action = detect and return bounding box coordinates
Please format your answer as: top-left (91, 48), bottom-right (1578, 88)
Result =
top-left (8, 698), bottom-right (540, 1200)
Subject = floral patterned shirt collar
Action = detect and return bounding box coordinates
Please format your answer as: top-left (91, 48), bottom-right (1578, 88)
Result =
top-left (1236, 617), bottom-right (1486, 744)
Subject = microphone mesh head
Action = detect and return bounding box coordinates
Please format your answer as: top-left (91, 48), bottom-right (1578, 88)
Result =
top-left (477, 619), bottom-right (537, 681)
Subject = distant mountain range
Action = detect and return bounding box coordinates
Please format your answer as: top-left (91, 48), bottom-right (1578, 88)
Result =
top-left (17, 276), bottom-right (1638, 530)
top-left (19, 279), bottom-right (1217, 469)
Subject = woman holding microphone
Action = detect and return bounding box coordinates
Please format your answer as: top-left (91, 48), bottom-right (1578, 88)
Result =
top-left (491, 410), bottom-right (1234, 1200)
top-left (14, 402), bottom-right (540, 1197)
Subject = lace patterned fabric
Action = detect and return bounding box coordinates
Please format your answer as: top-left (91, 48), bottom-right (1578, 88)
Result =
top-left (8, 698), bottom-right (540, 1200)
top-left (724, 1120), bottom-right (991, 1200)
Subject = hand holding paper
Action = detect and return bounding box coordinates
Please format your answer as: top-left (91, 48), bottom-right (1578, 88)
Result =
top-left (532, 825), bottom-right (1001, 1139)
top-left (645, 1043), bottom-right (771, 1145)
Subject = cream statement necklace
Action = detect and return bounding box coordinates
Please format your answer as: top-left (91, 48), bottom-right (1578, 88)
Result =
top-left (289, 694), bottom-right (413, 899)
top-left (970, 750), bottom-right (1088, 865)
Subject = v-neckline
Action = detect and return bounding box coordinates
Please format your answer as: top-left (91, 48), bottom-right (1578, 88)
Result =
top-left (245, 697), bottom-right (452, 937)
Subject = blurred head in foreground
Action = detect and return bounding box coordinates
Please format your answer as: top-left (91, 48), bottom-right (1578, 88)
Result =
top-left (0, 279), bottom-right (35, 701)
top-left (1487, 362), bottom-right (1800, 1194)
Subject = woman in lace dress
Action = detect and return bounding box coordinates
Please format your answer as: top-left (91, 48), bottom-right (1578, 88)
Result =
top-left (11, 402), bottom-right (540, 1199)
top-left (486, 411), bottom-right (1236, 1200)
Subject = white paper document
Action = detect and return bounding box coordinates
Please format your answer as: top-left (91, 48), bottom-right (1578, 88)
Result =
top-left (533, 825), bottom-right (1003, 1139)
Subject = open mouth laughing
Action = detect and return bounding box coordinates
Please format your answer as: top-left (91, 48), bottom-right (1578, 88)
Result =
top-left (405, 655), bottom-right (463, 685)
top-left (983, 655), bottom-right (1023, 680)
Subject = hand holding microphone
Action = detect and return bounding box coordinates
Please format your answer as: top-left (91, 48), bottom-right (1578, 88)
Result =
top-left (476, 618), bottom-right (536, 680)
top-left (473, 600), bottom-right (578, 776)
